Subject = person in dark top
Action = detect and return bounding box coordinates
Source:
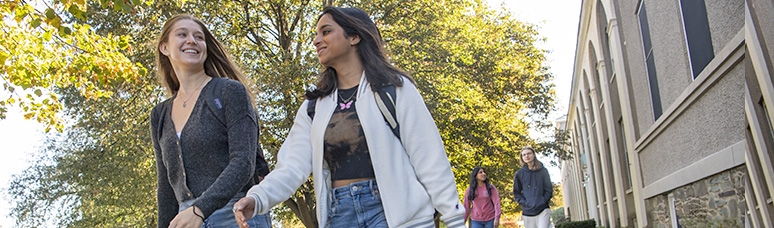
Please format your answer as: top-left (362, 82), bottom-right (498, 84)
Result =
top-left (149, 14), bottom-right (271, 228)
top-left (513, 146), bottom-right (553, 228)
top-left (233, 6), bottom-right (466, 228)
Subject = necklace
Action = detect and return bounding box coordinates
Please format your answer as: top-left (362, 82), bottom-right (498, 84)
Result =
top-left (180, 77), bottom-right (208, 108)
top-left (338, 86), bottom-right (358, 110)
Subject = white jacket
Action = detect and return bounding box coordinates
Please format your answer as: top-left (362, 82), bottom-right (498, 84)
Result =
top-left (247, 74), bottom-right (465, 228)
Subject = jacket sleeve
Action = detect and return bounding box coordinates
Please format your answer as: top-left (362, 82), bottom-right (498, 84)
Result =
top-left (150, 102), bottom-right (177, 228)
top-left (396, 81), bottom-right (465, 228)
top-left (247, 100), bottom-right (314, 216)
top-left (491, 184), bottom-right (501, 222)
top-left (192, 81), bottom-right (257, 217)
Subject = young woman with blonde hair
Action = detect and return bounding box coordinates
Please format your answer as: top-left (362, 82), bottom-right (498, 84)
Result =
top-left (150, 14), bottom-right (271, 228)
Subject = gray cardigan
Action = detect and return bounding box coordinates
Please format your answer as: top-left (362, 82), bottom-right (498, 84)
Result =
top-left (150, 79), bottom-right (257, 227)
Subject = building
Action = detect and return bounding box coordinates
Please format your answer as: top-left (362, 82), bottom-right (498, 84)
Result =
top-left (561, 0), bottom-right (774, 227)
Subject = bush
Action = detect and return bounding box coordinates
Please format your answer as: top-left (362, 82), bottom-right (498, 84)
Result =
top-left (555, 219), bottom-right (596, 228)
top-left (551, 208), bottom-right (568, 224)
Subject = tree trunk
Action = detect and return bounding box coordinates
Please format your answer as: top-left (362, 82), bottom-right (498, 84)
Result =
top-left (283, 194), bottom-right (318, 228)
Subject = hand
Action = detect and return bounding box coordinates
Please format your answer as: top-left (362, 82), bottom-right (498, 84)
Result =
top-left (520, 201), bottom-right (532, 209)
top-left (233, 196), bottom-right (256, 228)
top-left (494, 220), bottom-right (500, 227)
top-left (168, 206), bottom-right (204, 228)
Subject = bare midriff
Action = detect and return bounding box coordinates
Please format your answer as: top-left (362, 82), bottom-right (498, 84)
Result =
top-left (332, 177), bottom-right (375, 188)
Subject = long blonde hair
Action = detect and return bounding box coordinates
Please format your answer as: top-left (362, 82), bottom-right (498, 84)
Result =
top-left (154, 14), bottom-right (255, 102)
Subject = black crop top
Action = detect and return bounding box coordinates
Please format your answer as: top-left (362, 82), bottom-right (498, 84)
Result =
top-left (323, 85), bottom-right (376, 181)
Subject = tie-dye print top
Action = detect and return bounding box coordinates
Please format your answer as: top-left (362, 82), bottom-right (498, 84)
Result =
top-left (323, 85), bottom-right (376, 181)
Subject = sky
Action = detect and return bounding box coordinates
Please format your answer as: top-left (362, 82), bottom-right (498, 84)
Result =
top-left (0, 107), bottom-right (45, 227)
top-left (0, 1), bottom-right (581, 226)
top-left (486, 0), bottom-right (582, 182)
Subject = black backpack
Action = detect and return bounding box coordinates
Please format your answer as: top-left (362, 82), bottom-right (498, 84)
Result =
top-left (205, 77), bottom-right (270, 185)
top-left (307, 84), bottom-right (400, 139)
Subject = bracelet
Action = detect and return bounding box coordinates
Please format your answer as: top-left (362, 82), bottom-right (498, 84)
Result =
top-left (192, 207), bottom-right (205, 221)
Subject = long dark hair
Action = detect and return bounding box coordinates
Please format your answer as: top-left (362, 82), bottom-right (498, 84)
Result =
top-left (467, 166), bottom-right (493, 201)
top-left (305, 6), bottom-right (414, 100)
top-left (154, 14), bottom-right (254, 102)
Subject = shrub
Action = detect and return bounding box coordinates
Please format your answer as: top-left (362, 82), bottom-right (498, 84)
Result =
top-left (551, 208), bottom-right (568, 224)
top-left (555, 219), bottom-right (596, 228)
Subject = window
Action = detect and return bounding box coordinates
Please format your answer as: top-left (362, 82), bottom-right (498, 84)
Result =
top-left (760, 99), bottom-right (774, 139)
top-left (619, 119), bottom-right (632, 189)
top-left (760, 99), bottom-right (774, 168)
top-left (597, 1), bottom-right (615, 75)
top-left (679, 0), bottom-right (714, 79)
top-left (668, 193), bottom-right (681, 227)
top-left (637, 1), bottom-right (663, 119)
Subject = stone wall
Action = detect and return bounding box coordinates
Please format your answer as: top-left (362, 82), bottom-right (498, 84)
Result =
top-left (644, 166), bottom-right (747, 227)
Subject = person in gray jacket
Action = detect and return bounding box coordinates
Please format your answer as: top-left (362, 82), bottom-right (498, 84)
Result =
top-left (150, 14), bottom-right (271, 228)
top-left (513, 146), bottom-right (553, 228)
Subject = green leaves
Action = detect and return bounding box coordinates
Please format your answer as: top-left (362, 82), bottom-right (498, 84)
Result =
top-left (371, 0), bottom-right (561, 213)
top-left (0, 0), bottom-right (147, 132)
top-left (68, 4), bottom-right (86, 20)
top-left (44, 8), bottom-right (56, 20)
top-left (6, 0), bottom-right (566, 226)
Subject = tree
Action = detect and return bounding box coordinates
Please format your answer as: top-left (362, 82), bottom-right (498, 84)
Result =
top-left (551, 183), bottom-right (564, 208)
top-left (360, 0), bottom-right (563, 214)
top-left (6, 8), bottom-right (164, 228)
top-left (7, 0), bottom-right (565, 227)
top-left (8, 83), bottom-right (159, 227)
top-left (0, 0), bottom-right (147, 132)
top-left (7, 0), bottom-right (325, 225)
top-left (7, 1), bottom-right (183, 226)
top-left (550, 183), bottom-right (568, 224)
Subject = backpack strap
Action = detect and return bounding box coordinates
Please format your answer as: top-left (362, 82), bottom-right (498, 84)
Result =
top-left (488, 184), bottom-right (495, 207)
top-left (307, 98), bottom-right (318, 120)
top-left (307, 85), bottom-right (400, 140)
top-left (374, 84), bottom-right (400, 140)
top-left (205, 77), bottom-right (228, 126)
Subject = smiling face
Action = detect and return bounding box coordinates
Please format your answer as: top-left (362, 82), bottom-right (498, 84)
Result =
top-left (476, 168), bottom-right (487, 182)
top-left (159, 19), bottom-right (207, 71)
top-left (313, 13), bottom-right (360, 68)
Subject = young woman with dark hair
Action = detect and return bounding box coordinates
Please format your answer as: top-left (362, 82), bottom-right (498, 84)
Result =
top-left (464, 167), bottom-right (502, 228)
top-left (233, 6), bottom-right (465, 228)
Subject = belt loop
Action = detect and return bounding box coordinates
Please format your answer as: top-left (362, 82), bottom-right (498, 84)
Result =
top-left (332, 188), bottom-right (338, 205)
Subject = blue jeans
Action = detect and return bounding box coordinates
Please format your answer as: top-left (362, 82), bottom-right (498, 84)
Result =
top-left (180, 195), bottom-right (272, 228)
top-left (470, 219), bottom-right (494, 228)
top-left (326, 179), bottom-right (387, 228)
